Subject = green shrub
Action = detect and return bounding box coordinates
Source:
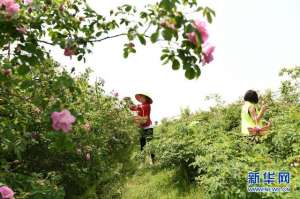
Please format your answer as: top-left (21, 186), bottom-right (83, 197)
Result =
top-left (147, 67), bottom-right (300, 199)
top-left (0, 60), bottom-right (139, 198)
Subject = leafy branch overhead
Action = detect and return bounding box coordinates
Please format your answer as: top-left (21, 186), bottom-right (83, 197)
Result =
top-left (0, 0), bottom-right (216, 80)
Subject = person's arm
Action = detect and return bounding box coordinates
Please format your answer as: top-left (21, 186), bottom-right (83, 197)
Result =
top-left (249, 106), bottom-right (259, 126)
top-left (129, 104), bottom-right (138, 111)
top-left (249, 104), bottom-right (267, 125)
top-left (256, 104), bottom-right (267, 122)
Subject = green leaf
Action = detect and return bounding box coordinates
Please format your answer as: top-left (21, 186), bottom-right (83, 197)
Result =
top-left (123, 48), bottom-right (129, 58)
top-left (125, 5), bottom-right (132, 12)
top-left (172, 59), bottom-right (180, 70)
top-left (130, 48), bottom-right (136, 53)
top-left (138, 34), bottom-right (146, 45)
top-left (140, 12), bottom-right (148, 19)
top-left (96, 32), bottom-right (102, 37)
top-left (159, 0), bottom-right (174, 11)
top-left (160, 54), bottom-right (168, 61)
top-left (150, 31), bottom-right (159, 43)
top-left (206, 12), bottom-right (213, 24)
top-left (162, 56), bottom-right (170, 65)
top-left (162, 29), bottom-right (173, 41)
top-left (55, 75), bottom-right (74, 89)
top-left (77, 55), bottom-right (83, 61)
top-left (194, 66), bottom-right (201, 78)
top-left (185, 67), bottom-right (196, 80)
top-left (17, 65), bottom-right (30, 75)
top-left (197, 6), bottom-right (204, 12)
top-left (20, 80), bottom-right (34, 89)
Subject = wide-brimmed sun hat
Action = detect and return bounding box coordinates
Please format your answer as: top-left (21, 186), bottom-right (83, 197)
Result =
top-left (135, 93), bottom-right (153, 104)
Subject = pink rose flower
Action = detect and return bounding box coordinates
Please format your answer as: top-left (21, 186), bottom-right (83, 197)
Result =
top-left (187, 32), bottom-right (197, 45)
top-left (110, 90), bottom-right (119, 97)
top-left (83, 123), bottom-right (91, 132)
top-left (0, 186), bottom-right (14, 199)
top-left (187, 20), bottom-right (209, 46)
top-left (3, 68), bottom-right (12, 76)
top-left (5, 1), bottom-right (20, 16)
top-left (193, 20), bottom-right (209, 43)
top-left (76, 148), bottom-right (82, 155)
top-left (85, 153), bottom-right (91, 160)
top-left (64, 48), bottom-right (75, 57)
top-left (160, 21), bottom-right (176, 30)
top-left (51, 109), bottom-right (76, 133)
top-left (0, 0), bottom-right (9, 6)
top-left (24, 0), bottom-right (32, 5)
top-left (28, 6), bottom-right (32, 13)
top-left (32, 107), bottom-right (41, 114)
top-left (16, 26), bottom-right (28, 34)
top-left (202, 44), bottom-right (215, 65)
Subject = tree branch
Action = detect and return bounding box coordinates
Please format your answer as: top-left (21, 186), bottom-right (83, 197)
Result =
top-left (89, 33), bottom-right (127, 42)
top-left (37, 40), bottom-right (55, 46)
top-left (37, 33), bottom-right (128, 46)
top-left (8, 42), bottom-right (11, 60)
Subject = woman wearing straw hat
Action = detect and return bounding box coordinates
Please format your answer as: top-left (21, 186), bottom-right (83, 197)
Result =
top-left (129, 93), bottom-right (155, 164)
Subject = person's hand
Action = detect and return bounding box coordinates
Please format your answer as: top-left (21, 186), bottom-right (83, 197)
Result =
top-left (129, 104), bottom-right (136, 110)
top-left (123, 97), bottom-right (133, 104)
top-left (133, 116), bottom-right (147, 125)
top-left (261, 104), bottom-right (268, 113)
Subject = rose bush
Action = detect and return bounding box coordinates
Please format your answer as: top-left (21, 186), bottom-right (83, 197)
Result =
top-left (0, 0), bottom-right (217, 198)
top-left (0, 0), bottom-right (216, 80)
top-left (147, 67), bottom-right (300, 198)
top-left (0, 58), bottom-right (140, 198)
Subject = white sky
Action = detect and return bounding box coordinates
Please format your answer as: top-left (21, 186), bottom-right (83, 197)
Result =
top-left (51, 0), bottom-right (300, 121)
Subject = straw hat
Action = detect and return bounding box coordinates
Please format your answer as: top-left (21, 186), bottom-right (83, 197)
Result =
top-left (135, 93), bottom-right (153, 104)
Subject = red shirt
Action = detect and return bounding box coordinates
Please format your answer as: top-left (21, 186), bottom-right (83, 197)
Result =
top-left (130, 103), bottom-right (152, 128)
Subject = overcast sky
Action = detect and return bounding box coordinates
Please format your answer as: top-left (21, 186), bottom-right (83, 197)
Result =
top-left (51, 0), bottom-right (300, 121)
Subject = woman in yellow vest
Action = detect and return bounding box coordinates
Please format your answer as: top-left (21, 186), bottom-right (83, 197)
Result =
top-left (241, 90), bottom-right (271, 136)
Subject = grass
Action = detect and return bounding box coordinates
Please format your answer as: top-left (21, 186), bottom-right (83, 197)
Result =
top-left (121, 166), bottom-right (203, 199)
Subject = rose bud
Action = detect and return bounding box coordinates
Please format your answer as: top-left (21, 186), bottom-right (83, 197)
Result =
top-left (128, 43), bottom-right (135, 48)
top-left (85, 153), bottom-right (91, 160)
top-left (3, 69), bottom-right (12, 76)
top-left (59, 4), bottom-right (64, 12)
top-left (64, 48), bottom-right (75, 56)
top-left (43, 6), bottom-right (47, 12)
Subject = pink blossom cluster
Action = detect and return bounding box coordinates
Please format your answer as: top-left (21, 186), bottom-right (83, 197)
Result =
top-left (187, 20), bottom-right (215, 65)
top-left (2, 68), bottom-right (12, 76)
top-left (51, 109), bottom-right (76, 133)
top-left (111, 90), bottom-right (119, 98)
top-left (0, 0), bottom-right (20, 16)
top-left (16, 26), bottom-right (28, 34)
top-left (85, 152), bottom-right (91, 160)
top-left (83, 122), bottom-right (91, 132)
top-left (187, 20), bottom-right (209, 45)
top-left (0, 186), bottom-right (14, 199)
top-left (160, 21), bottom-right (176, 30)
top-left (24, 0), bottom-right (32, 5)
top-left (64, 48), bottom-right (75, 57)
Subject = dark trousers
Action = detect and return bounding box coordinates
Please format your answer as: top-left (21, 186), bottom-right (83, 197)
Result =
top-left (140, 128), bottom-right (155, 160)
